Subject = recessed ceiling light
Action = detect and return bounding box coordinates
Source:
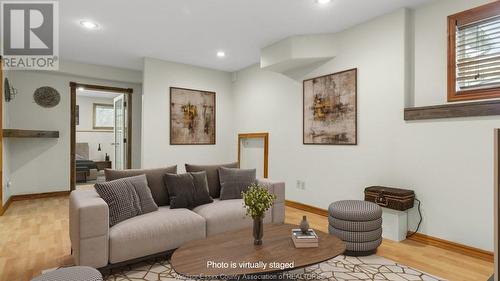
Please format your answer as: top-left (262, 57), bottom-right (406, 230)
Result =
top-left (80, 20), bottom-right (99, 30)
top-left (216, 51), bottom-right (226, 58)
top-left (316, 0), bottom-right (331, 4)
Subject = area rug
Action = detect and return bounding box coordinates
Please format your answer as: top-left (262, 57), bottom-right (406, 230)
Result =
top-left (103, 255), bottom-right (446, 281)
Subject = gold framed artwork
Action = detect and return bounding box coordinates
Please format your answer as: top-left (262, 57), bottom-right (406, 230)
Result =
top-left (303, 68), bottom-right (357, 145)
top-left (93, 103), bottom-right (114, 130)
top-left (170, 87), bottom-right (216, 145)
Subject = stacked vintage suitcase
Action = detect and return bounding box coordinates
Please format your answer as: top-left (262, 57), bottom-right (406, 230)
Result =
top-left (364, 186), bottom-right (415, 211)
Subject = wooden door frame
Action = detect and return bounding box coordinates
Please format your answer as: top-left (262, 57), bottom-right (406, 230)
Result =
top-left (0, 57), bottom-right (4, 214)
top-left (237, 132), bottom-right (269, 178)
top-left (69, 82), bottom-right (133, 190)
top-left (495, 129), bottom-right (499, 281)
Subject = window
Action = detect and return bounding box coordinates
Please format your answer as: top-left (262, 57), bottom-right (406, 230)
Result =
top-left (93, 103), bottom-right (114, 130)
top-left (448, 1), bottom-right (500, 101)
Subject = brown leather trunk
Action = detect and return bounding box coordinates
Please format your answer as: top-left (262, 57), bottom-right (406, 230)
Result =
top-left (364, 186), bottom-right (415, 211)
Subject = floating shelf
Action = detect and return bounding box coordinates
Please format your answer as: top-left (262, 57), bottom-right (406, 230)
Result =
top-left (3, 129), bottom-right (59, 138)
top-left (404, 100), bottom-right (500, 121)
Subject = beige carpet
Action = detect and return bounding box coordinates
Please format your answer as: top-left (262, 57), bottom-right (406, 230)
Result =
top-left (102, 255), bottom-right (445, 281)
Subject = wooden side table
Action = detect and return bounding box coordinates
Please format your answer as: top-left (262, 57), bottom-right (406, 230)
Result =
top-left (94, 161), bottom-right (112, 171)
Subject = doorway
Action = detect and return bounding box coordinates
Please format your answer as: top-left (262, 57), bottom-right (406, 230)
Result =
top-left (69, 82), bottom-right (133, 190)
top-left (238, 133), bottom-right (269, 178)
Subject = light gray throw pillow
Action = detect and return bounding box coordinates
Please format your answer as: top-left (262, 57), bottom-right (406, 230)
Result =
top-left (218, 167), bottom-right (256, 200)
top-left (126, 175), bottom-right (159, 214)
top-left (95, 175), bottom-right (158, 226)
top-left (95, 177), bottom-right (142, 227)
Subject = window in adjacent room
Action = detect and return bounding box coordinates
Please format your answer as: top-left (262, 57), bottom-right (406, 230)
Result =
top-left (448, 1), bottom-right (500, 101)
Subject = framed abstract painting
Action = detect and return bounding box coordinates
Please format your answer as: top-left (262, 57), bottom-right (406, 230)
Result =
top-left (303, 68), bottom-right (357, 145)
top-left (170, 87), bottom-right (216, 145)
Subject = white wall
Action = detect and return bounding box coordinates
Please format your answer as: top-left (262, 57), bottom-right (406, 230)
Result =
top-left (76, 96), bottom-right (115, 163)
top-left (232, 1), bottom-right (497, 251)
top-left (142, 58), bottom-right (235, 171)
top-left (4, 62), bottom-right (142, 196)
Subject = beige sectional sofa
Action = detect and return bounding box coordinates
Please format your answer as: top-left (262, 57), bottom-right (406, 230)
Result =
top-left (69, 178), bottom-right (285, 268)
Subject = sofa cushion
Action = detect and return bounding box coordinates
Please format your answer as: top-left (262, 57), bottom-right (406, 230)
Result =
top-left (219, 167), bottom-right (256, 200)
top-left (108, 207), bottom-right (206, 264)
top-left (192, 199), bottom-right (271, 236)
top-left (94, 178), bottom-right (141, 227)
top-left (105, 166), bottom-right (177, 206)
top-left (185, 162), bottom-right (238, 198)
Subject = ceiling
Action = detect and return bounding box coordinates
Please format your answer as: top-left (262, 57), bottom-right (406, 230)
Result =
top-left (60, 0), bottom-right (432, 72)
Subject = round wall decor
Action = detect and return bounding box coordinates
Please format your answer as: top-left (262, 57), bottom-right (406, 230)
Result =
top-left (33, 86), bottom-right (60, 108)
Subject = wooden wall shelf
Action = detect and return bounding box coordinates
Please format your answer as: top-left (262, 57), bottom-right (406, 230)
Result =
top-left (404, 100), bottom-right (500, 121)
top-left (3, 129), bottom-right (59, 138)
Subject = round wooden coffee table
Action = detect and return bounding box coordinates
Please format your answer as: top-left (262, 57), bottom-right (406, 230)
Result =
top-left (171, 223), bottom-right (345, 280)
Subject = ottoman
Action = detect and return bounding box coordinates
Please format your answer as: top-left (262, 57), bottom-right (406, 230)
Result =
top-left (32, 266), bottom-right (103, 281)
top-left (328, 200), bottom-right (382, 256)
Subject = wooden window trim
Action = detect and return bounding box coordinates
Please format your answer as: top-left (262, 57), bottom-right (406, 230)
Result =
top-left (237, 133), bottom-right (269, 178)
top-left (447, 1), bottom-right (500, 102)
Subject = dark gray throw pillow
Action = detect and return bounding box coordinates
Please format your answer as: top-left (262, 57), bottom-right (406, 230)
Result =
top-left (190, 171), bottom-right (214, 206)
top-left (126, 175), bottom-right (159, 214)
top-left (164, 172), bottom-right (214, 209)
top-left (105, 166), bottom-right (177, 206)
top-left (218, 167), bottom-right (256, 200)
top-left (163, 173), bottom-right (196, 209)
top-left (95, 178), bottom-right (142, 227)
top-left (185, 162), bottom-right (238, 198)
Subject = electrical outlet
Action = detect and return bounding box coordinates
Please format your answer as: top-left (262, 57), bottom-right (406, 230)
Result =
top-left (6, 180), bottom-right (11, 189)
top-left (296, 180), bottom-right (306, 190)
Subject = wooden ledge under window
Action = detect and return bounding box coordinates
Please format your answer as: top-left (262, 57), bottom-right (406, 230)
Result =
top-left (404, 100), bottom-right (500, 121)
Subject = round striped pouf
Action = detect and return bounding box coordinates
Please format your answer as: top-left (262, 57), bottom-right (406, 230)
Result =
top-left (328, 200), bottom-right (383, 256)
top-left (32, 267), bottom-right (103, 281)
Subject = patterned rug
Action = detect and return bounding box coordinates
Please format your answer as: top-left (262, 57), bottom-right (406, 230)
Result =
top-left (102, 255), bottom-right (445, 281)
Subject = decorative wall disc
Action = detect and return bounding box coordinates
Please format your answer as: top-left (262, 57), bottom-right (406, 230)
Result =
top-left (34, 86), bottom-right (60, 108)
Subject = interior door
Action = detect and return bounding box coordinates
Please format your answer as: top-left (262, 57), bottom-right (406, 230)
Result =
top-left (113, 94), bottom-right (126, 170)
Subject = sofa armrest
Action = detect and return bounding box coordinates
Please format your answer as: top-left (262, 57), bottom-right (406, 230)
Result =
top-left (69, 189), bottom-right (109, 268)
top-left (256, 178), bottom-right (285, 224)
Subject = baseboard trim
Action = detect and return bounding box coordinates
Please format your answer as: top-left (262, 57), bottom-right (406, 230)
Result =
top-left (285, 200), bottom-right (329, 217)
top-left (10, 191), bottom-right (70, 202)
top-left (285, 199), bottom-right (494, 263)
top-left (406, 232), bottom-right (493, 262)
top-left (0, 196), bottom-right (12, 216)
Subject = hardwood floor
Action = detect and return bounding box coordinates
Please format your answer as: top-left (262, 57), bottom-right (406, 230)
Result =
top-left (0, 197), bottom-right (493, 281)
top-left (286, 206), bottom-right (493, 281)
top-left (0, 197), bottom-right (73, 281)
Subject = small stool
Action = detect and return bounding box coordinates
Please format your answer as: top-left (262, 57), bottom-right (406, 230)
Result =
top-left (328, 200), bottom-right (382, 256)
top-left (32, 266), bottom-right (103, 281)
